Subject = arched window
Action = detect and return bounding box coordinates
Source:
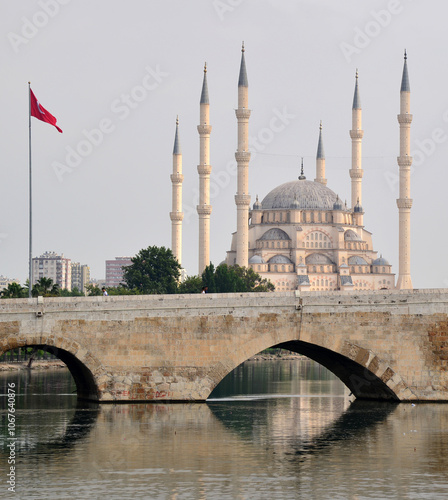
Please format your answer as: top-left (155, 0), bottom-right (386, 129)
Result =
top-left (382, 267), bottom-right (385, 273)
top-left (277, 241), bottom-right (280, 248)
top-left (282, 265), bottom-right (285, 272)
top-left (320, 266), bottom-right (324, 272)
top-left (306, 242), bottom-right (309, 248)
top-left (324, 242), bottom-right (327, 248)
top-left (319, 242), bottom-right (322, 248)
top-left (318, 212), bottom-right (322, 222)
top-left (319, 233), bottom-right (322, 240)
top-left (313, 266), bottom-right (316, 273)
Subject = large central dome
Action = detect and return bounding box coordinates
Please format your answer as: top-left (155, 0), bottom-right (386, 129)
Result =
top-left (261, 179), bottom-right (338, 210)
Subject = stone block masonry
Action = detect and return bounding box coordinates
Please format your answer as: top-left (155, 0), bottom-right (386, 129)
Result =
top-left (0, 289), bottom-right (447, 402)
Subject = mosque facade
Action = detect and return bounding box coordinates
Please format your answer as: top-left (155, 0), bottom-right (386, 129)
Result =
top-left (170, 46), bottom-right (413, 292)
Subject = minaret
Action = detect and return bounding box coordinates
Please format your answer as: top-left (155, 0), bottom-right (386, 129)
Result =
top-left (170, 116), bottom-right (183, 265)
top-left (197, 63), bottom-right (212, 274)
top-left (235, 42), bottom-right (251, 268)
top-left (315, 121), bottom-right (327, 185)
top-left (396, 51), bottom-right (413, 290)
top-left (349, 70), bottom-right (364, 210)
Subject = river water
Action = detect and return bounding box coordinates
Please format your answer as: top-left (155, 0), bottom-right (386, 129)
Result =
top-left (1, 360), bottom-right (448, 499)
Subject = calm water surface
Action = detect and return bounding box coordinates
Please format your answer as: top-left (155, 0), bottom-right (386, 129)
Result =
top-left (1, 360), bottom-right (448, 499)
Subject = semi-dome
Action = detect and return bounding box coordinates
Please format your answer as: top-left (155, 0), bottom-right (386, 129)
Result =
top-left (344, 229), bottom-right (361, 241)
top-left (261, 179), bottom-right (338, 210)
top-left (348, 256), bottom-right (368, 265)
top-left (259, 228), bottom-right (291, 240)
top-left (305, 253), bottom-right (335, 265)
top-left (268, 254), bottom-right (293, 264)
top-left (372, 256), bottom-right (390, 266)
top-left (249, 255), bottom-right (266, 264)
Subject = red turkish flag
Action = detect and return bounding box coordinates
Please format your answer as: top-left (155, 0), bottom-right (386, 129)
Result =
top-left (30, 89), bottom-right (63, 133)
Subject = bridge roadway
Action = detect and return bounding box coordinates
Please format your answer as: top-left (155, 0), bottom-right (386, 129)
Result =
top-left (0, 289), bottom-right (447, 402)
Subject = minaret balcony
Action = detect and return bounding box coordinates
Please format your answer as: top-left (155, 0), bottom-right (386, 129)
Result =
top-left (349, 168), bottom-right (364, 178)
top-left (196, 205), bottom-right (213, 216)
top-left (197, 164), bottom-right (212, 175)
top-left (235, 151), bottom-right (251, 162)
top-left (197, 125), bottom-right (212, 134)
top-left (397, 156), bottom-right (413, 167)
top-left (170, 173), bottom-right (184, 183)
top-left (349, 130), bottom-right (364, 139)
top-left (170, 212), bottom-right (184, 221)
top-left (396, 198), bottom-right (413, 209)
top-left (235, 194), bottom-right (251, 206)
top-left (397, 114), bottom-right (413, 124)
top-left (235, 109), bottom-right (251, 119)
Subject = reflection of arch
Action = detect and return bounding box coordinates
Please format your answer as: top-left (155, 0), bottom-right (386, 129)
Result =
top-left (0, 335), bottom-right (102, 400)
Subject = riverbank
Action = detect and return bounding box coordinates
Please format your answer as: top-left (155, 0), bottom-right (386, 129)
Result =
top-left (0, 361), bottom-right (66, 371)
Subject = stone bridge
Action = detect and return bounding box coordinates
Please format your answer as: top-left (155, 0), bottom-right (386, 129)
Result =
top-left (0, 289), bottom-right (447, 402)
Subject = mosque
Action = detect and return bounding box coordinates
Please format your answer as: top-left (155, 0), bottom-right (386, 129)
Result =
top-left (170, 45), bottom-right (413, 292)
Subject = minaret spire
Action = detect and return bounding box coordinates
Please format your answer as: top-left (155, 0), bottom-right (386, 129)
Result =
top-left (315, 121), bottom-right (327, 185)
top-left (396, 50), bottom-right (413, 290)
top-left (170, 116), bottom-right (184, 266)
top-left (299, 157), bottom-right (306, 180)
top-left (197, 63), bottom-right (212, 274)
top-left (349, 69), bottom-right (364, 225)
top-left (235, 42), bottom-right (251, 267)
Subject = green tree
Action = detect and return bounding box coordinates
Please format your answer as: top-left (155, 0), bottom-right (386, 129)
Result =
top-left (177, 275), bottom-right (203, 294)
top-left (32, 277), bottom-right (60, 297)
top-left (201, 263), bottom-right (275, 293)
top-left (106, 286), bottom-right (139, 295)
top-left (122, 246), bottom-right (181, 294)
top-left (233, 265), bottom-right (275, 292)
top-left (85, 284), bottom-right (102, 296)
top-left (1, 282), bottom-right (26, 298)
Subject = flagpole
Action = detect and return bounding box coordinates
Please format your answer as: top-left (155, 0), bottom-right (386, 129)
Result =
top-left (28, 82), bottom-right (32, 298)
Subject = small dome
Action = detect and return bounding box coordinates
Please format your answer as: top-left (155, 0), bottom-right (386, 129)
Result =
top-left (372, 256), bottom-right (390, 266)
top-left (259, 228), bottom-right (291, 241)
top-left (249, 255), bottom-right (265, 264)
top-left (253, 195), bottom-right (262, 210)
top-left (348, 256), bottom-right (368, 265)
top-left (305, 253), bottom-right (335, 265)
top-left (333, 196), bottom-right (343, 210)
top-left (268, 254), bottom-right (293, 264)
top-left (354, 200), bottom-right (363, 213)
top-left (344, 229), bottom-right (361, 241)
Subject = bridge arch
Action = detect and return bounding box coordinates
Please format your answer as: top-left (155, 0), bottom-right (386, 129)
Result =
top-left (211, 336), bottom-right (411, 401)
top-left (0, 335), bottom-right (103, 401)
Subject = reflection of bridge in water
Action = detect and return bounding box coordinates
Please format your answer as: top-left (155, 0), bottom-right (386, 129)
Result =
top-left (1, 289), bottom-right (448, 401)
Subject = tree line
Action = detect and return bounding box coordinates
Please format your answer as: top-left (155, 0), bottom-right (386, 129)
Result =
top-left (1, 246), bottom-right (274, 298)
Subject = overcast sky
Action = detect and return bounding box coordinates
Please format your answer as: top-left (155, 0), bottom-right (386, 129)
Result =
top-left (1, 0), bottom-right (447, 289)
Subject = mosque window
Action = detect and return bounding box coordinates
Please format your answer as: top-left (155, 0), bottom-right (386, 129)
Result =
top-left (325, 213), bottom-right (329, 222)
top-left (311, 233), bottom-right (314, 240)
top-left (375, 267), bottom-right (378, 273)
top-left (306, 242), bottom-right (309, 248)
top-left (320, 266), bottom-right (324, 272)
top-left (310, 242), bottom-right (314, 248)
top-left (328, 242), bottom-right (332, 248)
top-left (319, 242), bottom-right (322, 248)
top-left (313, 266), bottom-right (316, 273)
top-left (319, 233), bottom-right (322, 240)
top-left (382, 267), bottom-right (385, 273)
top-left (310, 212), bottom-right (314, 222)
top-left (280, 212), bottom-right (283, 222)
top-left (358, 267), bottom-right (362, 273)
top-left (261, 215), bottom-right (264, 223)
top-left (324, 242), bottom-right (327, 248)
top-left (277, 242), bottom-right (280, 248)
top-left (282, 266), bottom-right (285, 272)
top-left (347, 243), bottom-right (351, 249)
top-left (351, 267), bottom-right (355, 273)
top-left (306, 235), bottom-right (309, 240)
top-left (318, 212), bottom-right (322, 222)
